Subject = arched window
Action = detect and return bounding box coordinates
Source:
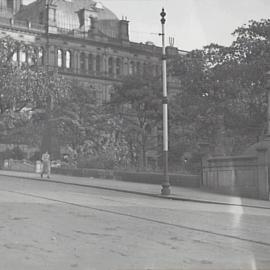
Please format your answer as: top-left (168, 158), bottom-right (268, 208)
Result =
top-left (136, 62), bottom-right (141, 74)
top-left (80, 52), bottom-right (85, 72)
top-left (108, 57), bottom-right (113, 75)
top-left (38, 47), bottom-right (44, 65)
top-left (39, 11), bottom-right (44, 24)
top-left (96, 55), bottom-right (101, 74)
top-left (130, 61), bottom-right (135, 74)
top-left (20, 50), bottom-right (26, 63)
top-left (88, 54), bottom-right (93, 73)
top-left (143, 63), bottom-right (147, 74)
top-left (57, 49), bottom-right (63, 67)
top-left (12, 50), bottom-right (18, 62)
top-left (116, 58), bottom-right (121, 76)
top-left (66, 51), bottom-right (71, 69)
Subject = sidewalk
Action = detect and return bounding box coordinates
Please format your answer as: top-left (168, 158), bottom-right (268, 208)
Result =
top-left (0, 169), bottom-right (270, 209)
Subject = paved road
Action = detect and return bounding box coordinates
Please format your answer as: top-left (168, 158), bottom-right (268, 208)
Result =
top-left (0, 175), bottom-right (270, 270)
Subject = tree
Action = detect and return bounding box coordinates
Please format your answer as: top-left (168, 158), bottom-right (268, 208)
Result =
top-left (109, 74), bottom-right (162, 169)
top-left (169, 18), bottom-right (270, 157)
top-left (0, 36), bottom-right (71, 158)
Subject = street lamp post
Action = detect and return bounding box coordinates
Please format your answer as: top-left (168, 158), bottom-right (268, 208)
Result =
top-left (46, 0), bottom-right (53, 71)
top-left (160, 8), bottom-right (171, 195)
top-left (41, 0), bottom-right (54, 156)
top-left (266, 71), bottom-right (270, 135)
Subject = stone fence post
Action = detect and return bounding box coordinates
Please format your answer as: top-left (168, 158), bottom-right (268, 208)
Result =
top-left (256, 146), bottom-right (269, 200)
top-left (198, 142), bottom-right (210, 187)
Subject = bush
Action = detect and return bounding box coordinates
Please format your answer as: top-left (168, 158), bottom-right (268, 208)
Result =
top-left (2, 146), bottom-right (26, 160)
top-left (29, 151), bottom-right (41, 161)
top-left (77, 154), bottom-right (115, 169)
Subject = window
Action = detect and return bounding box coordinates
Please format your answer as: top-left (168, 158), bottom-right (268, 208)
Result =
top-left (12, 50), bottom-right (18, 62)
top-left (116, 58), bottom-right (121, 76)
top-left (143, 63), bottom-right (147, 74)
top-left (86, 17), bottom-right (91, 29)
top-left (20, 50), bottom-right (26, 63)
top-left (38, 47), bottom-right (44, 65)
top-left (39, 12), bottom-right (43, 24)
top-left (7, 0), bottom-right (13, 10)
top-left (88, 54), bottom-right (93, 73)
top-left (129, 61), bottom-right (135, 74)
top-left (136, 62), bottom-right (141, 74)
top-left (66, 51), bottom-right (71, 69)
top-left (57, 49), bottom-right (63, 67)
top-left (108, 57), bottom-right (113, 75)
top-left (96, 55), bottom-right (101, 74)
top-left (80, 52), bottom-right (85, 72)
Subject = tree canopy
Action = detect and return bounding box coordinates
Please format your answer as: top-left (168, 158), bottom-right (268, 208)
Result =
top-left (170, 18), bottom-right (270, 158)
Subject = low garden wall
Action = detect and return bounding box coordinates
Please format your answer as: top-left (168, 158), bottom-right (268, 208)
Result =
top-left (52, 167), bottom-right (200, 188)
top-left (52, 167), bottom-right (114, 179)
top-left (1, 159), bottom-right (200, 188)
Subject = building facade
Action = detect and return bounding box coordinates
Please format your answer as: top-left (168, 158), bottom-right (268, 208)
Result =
top-left (0, 0), bottom-right (179, 104)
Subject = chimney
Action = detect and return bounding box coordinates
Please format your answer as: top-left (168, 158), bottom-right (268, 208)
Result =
top-left (119, 18), bottom-right (129, 41)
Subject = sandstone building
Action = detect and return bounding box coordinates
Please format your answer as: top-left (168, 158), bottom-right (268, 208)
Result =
top-left (0, 0), bottom-right (182, 104)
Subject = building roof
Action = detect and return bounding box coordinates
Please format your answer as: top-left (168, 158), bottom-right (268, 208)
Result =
top-left (53, 0), bottom-right (119, 21)
top-left (15, 0), bottom-right (119, 30)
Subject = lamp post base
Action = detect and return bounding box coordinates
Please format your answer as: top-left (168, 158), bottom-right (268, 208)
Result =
top-left (161, 184), bottom-right (171, 195)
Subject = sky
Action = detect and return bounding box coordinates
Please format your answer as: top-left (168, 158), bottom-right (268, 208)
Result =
top-left (23, 0), bottom-right (270, 51)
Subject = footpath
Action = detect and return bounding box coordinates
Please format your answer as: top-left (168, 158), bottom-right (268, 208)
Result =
top-left (0, 169), bottom-right (270, 209)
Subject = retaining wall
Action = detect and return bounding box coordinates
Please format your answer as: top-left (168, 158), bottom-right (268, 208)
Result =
top-left (202, 147), bottom-right (269, 200)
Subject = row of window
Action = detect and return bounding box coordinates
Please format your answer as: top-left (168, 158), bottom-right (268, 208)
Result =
top-left (12, 47), bottom-right (44, 65)
top-left (11, 47), bottom-right (160, 77)
top-left (57, 49), bottom-right (161, 77)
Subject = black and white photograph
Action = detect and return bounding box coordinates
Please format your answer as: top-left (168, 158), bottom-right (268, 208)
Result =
top-left (0, 0), bottom-right (270, 269)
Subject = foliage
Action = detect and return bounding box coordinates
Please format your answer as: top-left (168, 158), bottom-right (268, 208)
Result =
top-left (0, 35), bottom-right (71, 157)
top-left (1, 146), bottom-right (26, 160)
top-left (169, 18), bottom-right (270, 157)
top-left (109, 74), bottom-right (162, 168)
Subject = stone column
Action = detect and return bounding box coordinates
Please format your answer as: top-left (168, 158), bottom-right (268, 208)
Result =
top-left (72, 51), bottom-right (76, 73)
top-left (92, 54), bottom-right (96, 76)
top-left (100, 54), bottom-right (105, 76)
top-left (256, 146), bottom-right (269, 200)
top-left (53, 46), bottom-right (58, 68)
top-left (112, 57), bottom-right (116, 78)
top-left (62, 50), bottom-right (66, 69)
top-left (85, 53), bottom-right (89, 74)
top-left (124, 58), bottom-right (130, 76)
top-left (103, 54), bottom-right (108, 77)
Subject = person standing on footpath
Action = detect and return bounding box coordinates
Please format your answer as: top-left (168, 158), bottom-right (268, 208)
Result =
top-left (41, 151), bottom-right (51, 179)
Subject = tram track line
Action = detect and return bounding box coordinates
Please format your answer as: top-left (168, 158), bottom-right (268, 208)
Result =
top-left (2, 188), bottom-right (270, 248)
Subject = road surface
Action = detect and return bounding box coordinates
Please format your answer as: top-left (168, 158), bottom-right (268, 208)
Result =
top-left (0, 175), bottom-right (270, 270)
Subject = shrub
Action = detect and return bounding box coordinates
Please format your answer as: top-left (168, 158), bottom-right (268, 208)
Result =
top-left (2, 146), bottom-right (26, 160)
top-left (77, 154), bottom-right (115, 169)
top-left (29, 151), bottom-right (41, 161)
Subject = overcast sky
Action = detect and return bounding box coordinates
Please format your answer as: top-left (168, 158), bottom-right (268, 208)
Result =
top-left (23, 0), bottom-right (270, 51)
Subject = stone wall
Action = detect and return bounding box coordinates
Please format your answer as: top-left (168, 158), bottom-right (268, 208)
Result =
top-left (202, 148), bottom-right (269, 200)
